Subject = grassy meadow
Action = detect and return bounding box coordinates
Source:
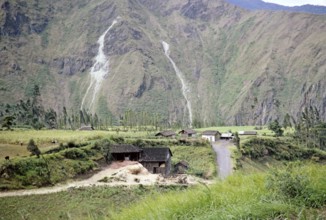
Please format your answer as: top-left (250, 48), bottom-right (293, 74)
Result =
top-left (0, 127), bottom-right (325, 219)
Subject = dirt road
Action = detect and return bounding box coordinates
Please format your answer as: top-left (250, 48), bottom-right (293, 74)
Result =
top-left (0, 161), bottom-right (207, 198)
top-left (212, 140), bottom-right (233, 179)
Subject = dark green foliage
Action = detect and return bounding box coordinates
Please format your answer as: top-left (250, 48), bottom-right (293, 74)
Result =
top-left (266, 163), bottom-right (326, 208)
top-left (61, 148), bottom-right (87, 160)
top-left (233, 132), bottom-right (240, 150)
top-left (242, 137), bottom-right (326, 161)
top-left (27, 139), bottom-right (41, 158)
top-left (44, 108), bottom-right (57, 129)
top-left (96, 139), bottom-right (112, 163)
top-left (268, 119), bottom-right (284, 137)
top-left (283, 113), bottom-right (292, 129)
top-left (293, 106), bottom-right (325, 150)
top-left (1, 115), bottom-right (15, 130)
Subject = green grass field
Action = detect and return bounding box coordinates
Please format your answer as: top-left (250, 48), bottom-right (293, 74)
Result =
top-left (170, 145), bottom-right (216, 179)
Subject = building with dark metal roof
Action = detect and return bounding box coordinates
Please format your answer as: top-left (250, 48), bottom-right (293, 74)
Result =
top-left (110, 144), bottom-right (141, 161)
top-left (140, 147), bottom-right (172, 176)
top-left (179, 129), bottom-right (197, 137)
top-left (155, 130), bottom-right (176, 138)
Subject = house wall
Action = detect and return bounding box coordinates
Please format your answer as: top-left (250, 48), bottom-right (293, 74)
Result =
top-left (141, 162), bottom-right (160, 174)
top-left (111, 153), bottom-right (139, 161)
top-left (202, 135), bottom-right (215, 142)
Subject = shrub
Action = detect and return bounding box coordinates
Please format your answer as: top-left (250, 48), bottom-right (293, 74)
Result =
top-left (266, 163), bottom-right (326, 208)
top-left (62, 148), bottom-right (87, 160)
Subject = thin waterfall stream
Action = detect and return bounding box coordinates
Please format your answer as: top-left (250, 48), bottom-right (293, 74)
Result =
top-left (162, 41), bottom-right (193, 127)
top-left (81, 18), bottom-right (118, 112)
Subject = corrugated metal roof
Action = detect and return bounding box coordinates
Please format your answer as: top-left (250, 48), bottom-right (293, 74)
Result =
top-left (179, 129), bottom-right (197, 134)
top-left (140, 147), bottom-right (172, 162)
top-left (202, 130), bottom-right (221, 136)
top-left (155, 130), bottom-right (176, 137)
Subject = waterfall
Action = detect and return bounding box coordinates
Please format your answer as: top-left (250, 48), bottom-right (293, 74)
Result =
top-left (81, 19), bottom-right (118, 112)
top-left (162, 41), bottom-right (193, 127)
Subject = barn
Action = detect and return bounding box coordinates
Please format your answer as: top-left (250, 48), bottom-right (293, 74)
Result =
top-left (110, 144), bottom-right (142, 161)
top-left (155, 130), bottom-right (176, 138)
top-left (79, 126), bottom-right (94, 131)
top-left (201, 130), bottom-right (221, 142)
top-left (179, 129), bottom-right (197, 138)
top-left (140, 147), bottom-right (173, 176)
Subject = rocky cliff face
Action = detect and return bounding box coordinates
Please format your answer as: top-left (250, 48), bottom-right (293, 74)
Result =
top-left (0, 0), bottom-right (325, 126)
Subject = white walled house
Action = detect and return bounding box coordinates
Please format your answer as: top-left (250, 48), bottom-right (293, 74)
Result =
top-left (201, 130), bottom-right (221, 142)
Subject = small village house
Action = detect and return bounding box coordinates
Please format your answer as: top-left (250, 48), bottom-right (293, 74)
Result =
top-left (110, 144), bottom-right (141, 161)
top-left (201, 130), bottom-right (221, 142)
top-left (110, 144), bottom-right (173, 176)
top-left (140, 147), bottom-right (173, 176)
top-left (79, 126), bottom-right (94, 131)
top-left (155, 130), bottom-right (176, 138)
top-left (178, 129), bottom-right (197, 138)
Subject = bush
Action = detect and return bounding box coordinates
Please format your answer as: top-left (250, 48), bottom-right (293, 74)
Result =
top-left (266, 163), bottom-right (326, 208)
top-left (242, 138), bottom-right (301, 160)
top-left (62, 148), bottom-right (87, 160)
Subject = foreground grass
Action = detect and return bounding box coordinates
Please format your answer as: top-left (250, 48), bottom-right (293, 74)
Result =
top-left (112, 163), bottom-right (326, 220)
top-left (0, 185), bottom-right (186, 220)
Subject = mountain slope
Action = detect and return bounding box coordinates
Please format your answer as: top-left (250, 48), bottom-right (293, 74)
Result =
top-left (0, 0), bottom-right (325, 126)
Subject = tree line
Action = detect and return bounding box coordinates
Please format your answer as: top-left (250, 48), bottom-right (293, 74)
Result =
top-left (0, 85), bottom-right (170, 131)
top-left (268, 106), bottom-right (326, 150)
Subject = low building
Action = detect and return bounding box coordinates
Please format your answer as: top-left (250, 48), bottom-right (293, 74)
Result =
top-left (79, 126), bottom-right (94, 131)
top-left (110, 145), bottom-right (173, 176)
top-left (174, 160), bottom-right (189, 174)
top-left (140, 147), bottom-right (173, 176)
top-left (201, 130), bottom-right (221, 142)
top-left (221, 133), bottom-right (234, 140)
top-left (238, 131), bottom-right (257, 135)
top-left (179, 129), bottom-right (197, 138)
top-left (155, 130), bottom-right (176, 138)
top-left (110, 144), bottom-right (141, 161)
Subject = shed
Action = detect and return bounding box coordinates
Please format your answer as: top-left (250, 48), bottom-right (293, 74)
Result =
top-left (110, 144), bottom-right (141, 161)
top-left (175, 160), bottom-right (189, 174)
top-left (155, 130), bottom-right (176, 138)
top-left (238, 131), bottom-right (257, 135)
top-left (79, 126), bottom-right (94, 131)
top-left (201, 130), bottom-right (221, 142)
top-left (140, 147), bottom-right (173, 176)
top-left (179, 129), bottom-right (197, 138)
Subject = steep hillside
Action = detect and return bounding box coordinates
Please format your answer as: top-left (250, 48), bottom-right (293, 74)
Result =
top-left (0, 0), bottom-right (325, 127)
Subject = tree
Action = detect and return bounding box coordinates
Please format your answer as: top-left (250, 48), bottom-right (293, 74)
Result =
top-left (233, 132), bottom-right (240, 151)
top-left (100, 139), bottom-right (112, 163)
top-left (27, 139), bottom-right (41, 158)
top-left (1, 115), bottom-right (15, 130)
top-left (283, 113), bottom-right (292, 129)
top-left (268, 119), bottom-right (284, 137)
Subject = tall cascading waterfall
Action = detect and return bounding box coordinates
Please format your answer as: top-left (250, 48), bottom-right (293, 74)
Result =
top-left (162, 41), bottom-right (193, 127)
top-left (81, 18), bottom-right (118, 112)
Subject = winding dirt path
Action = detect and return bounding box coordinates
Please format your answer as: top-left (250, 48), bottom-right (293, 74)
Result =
top-left (0, 161), bottom-right (207, 198)
top-left (212, 140), bottom-right (233, 179)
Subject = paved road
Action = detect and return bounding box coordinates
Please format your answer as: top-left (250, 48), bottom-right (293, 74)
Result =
top-left (212, 140), bottom-right (233, 179)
